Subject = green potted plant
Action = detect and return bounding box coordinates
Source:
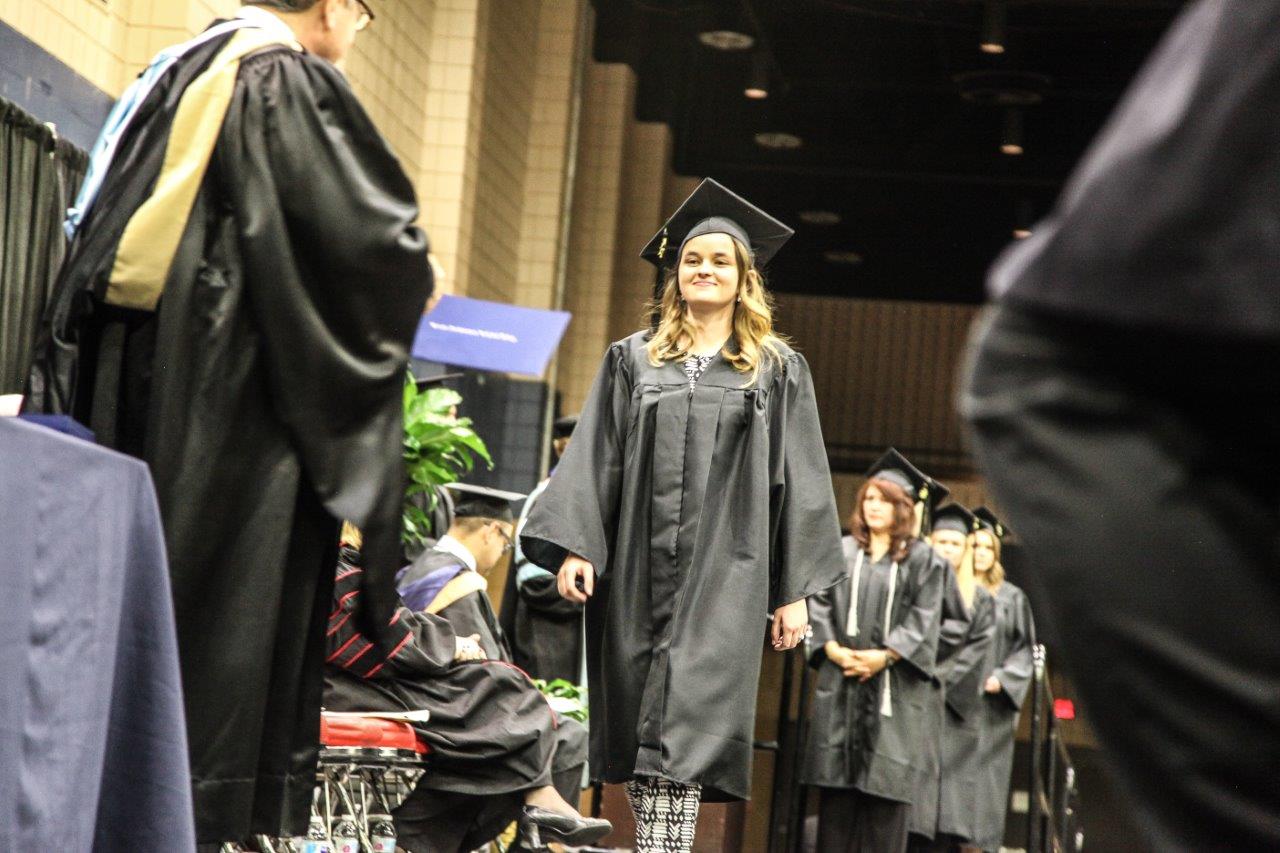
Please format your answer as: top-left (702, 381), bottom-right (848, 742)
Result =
top-left (401, 374), bottom-right (492, 549)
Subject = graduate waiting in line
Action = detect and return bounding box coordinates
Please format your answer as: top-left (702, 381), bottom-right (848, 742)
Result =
top-left (913, 504), bottom-right (997, 852)
top-left (968, 509), bottom-right (1034, 853)
top-left (800, 449), bottom-right (947, 853)
top-left (521, 179), bottom-right (846, 853)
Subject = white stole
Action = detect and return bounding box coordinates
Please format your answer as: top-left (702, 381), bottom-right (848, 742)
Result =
top-left (845, 548), bottom-right (900, 718)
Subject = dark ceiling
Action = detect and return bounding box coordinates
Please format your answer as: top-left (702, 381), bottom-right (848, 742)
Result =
top-left (589, 0), bottom-right (1186, 303)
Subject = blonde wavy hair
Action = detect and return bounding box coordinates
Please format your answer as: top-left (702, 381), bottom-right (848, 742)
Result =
top-left (971, 527), bottom-right (1006, 590)
top-left (644, 236), bottom-right (786, 386)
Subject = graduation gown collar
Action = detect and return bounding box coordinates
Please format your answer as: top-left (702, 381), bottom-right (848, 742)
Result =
top-left (652, 334), bottom-right (760, 389)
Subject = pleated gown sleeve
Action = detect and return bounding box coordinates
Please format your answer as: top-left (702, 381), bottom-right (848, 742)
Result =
top-left (938, 568), bottom-right (973, 662)
top-left (767, 353), bottom-right (847, 610)
top-left (944, 588), bottom-right (997, 720)
top-left (992, 585), bottom-right (1036, 710)
top-left (883, 542), bottom-right (947, 677)
top-left (226, 51), bottom-right (433, 642)
top-left (520, 343), bottom-right (633, 575)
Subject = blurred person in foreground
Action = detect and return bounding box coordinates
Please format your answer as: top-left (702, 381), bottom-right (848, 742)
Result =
top-left (961, 1), bottom-right (1280, 847)
top-left (25, 0), bottom-right (434, 843)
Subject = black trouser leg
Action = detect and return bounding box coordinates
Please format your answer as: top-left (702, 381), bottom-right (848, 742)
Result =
top-left (961, 305), bottom-right (1280, 850)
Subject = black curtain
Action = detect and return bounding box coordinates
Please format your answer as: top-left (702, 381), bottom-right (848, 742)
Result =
top-left (0, 96), bottom-right (88, 394)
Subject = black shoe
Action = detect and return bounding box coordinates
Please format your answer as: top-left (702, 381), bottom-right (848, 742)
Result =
top-left (519, 806), bottom-right (612, 848)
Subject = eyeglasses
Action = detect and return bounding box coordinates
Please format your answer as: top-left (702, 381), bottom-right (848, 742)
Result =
top-left (353, 0), bottom-right (374, 31)
top-left (494, 525), bottom-right (515, 556)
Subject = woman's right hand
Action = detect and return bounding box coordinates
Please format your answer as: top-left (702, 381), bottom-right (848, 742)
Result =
top-left (558, 554), bottom-right (595, 603)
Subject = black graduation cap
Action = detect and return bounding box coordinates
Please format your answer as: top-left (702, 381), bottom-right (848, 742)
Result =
top-left (865, 448), bottom-right (949, 508)
top-left (444, 483), bottom-right (527, 524)
top-left (552, 414), bottom-right (579, 439)
top-left (640, 178), bottom-right (794, 269)
top-left (973, 506), bottom-right (1009, 539)
top-left (932, 503), bottom-right (978, 536)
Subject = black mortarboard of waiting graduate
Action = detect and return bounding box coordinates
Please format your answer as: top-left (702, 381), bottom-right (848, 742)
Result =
top-left (865, 447), bottom-right (950, 510)
top-left (444, 483), bottom-right (527, 524)
top-left (640, 178), bottom-right (795, 270)
top-left (973, 506), bottom-right (1009, 539)
top-left (933, 503), bottom-right (978, 536)
top-left (552, 414), bottom-right (579, 440)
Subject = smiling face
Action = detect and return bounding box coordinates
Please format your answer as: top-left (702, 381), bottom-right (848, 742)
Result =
top-left (678, 232), bottom-right (742, 312)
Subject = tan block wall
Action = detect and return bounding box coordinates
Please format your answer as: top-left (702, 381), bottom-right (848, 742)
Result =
top-left (515, 0), bottom-right (584, 312)
top-left (556, 60), bottom-right (635, 413)
top-left (345, 1), bottom-right (436, 198)
top-left (607, 121), bottom-right (670, 346)
top-left (0, 0), bottom-right (241, 96)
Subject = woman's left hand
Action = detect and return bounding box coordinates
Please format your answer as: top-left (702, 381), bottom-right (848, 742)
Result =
top-left (771, 599), bottom-right (810, 651)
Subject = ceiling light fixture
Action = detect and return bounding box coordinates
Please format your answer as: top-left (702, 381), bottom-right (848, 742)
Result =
top-left (755, 131), bottom-right (803, 150)
top-left (824, 250), bottom-right (863, 265)
top-left (980, 0), bottom-right (1007, 54)
top-left (744, 52), bottom-right (770, 99)
top-left (1013, 198), bottom-right (1035, 239)
top-left (798, 210), bottom-right (841, 226)
top-left (698, 30), bottom-right (755, 51)
top-left (1001, 107), bottom-right (1024, 156)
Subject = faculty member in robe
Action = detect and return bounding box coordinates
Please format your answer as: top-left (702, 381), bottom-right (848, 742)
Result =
top-left (520, 179), bottom-right (846, 853)
top-left (801, 450), bottom-right (947, 853)
top-left (326, 522), bottom-right (611, 852)
top-left (969, 510), bottom-right (1033, 853)
top-left (25, 0), bottom-right (433, 843)
top-left (960, 1), bottom-right (1280, 846)
top-left (502, 415), bottom-right (586, 683)
top-left (917, 504), bottom-right (996, 851)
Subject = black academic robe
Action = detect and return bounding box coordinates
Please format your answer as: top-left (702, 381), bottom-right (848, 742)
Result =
top-left (801, 538), bottom-right (946, 805)
top-left (909, 565), bottom-right (973, 840)
top-left (972, 582), bottom-right (1035, 852)
top-left (397, 548), bottom-right (513, 662)
top-left (937, 587), bottom-right (997, 843)
top-left (25, 28), bottom-right (432, 842)
top-left (324, 549), bottom-right (558, 800)
top-left (388, 548), bottom-right (590, 822)
top-left (502, 482), bottom-right (586, 683)
top-left (520, 334), bottom-right (846, 801)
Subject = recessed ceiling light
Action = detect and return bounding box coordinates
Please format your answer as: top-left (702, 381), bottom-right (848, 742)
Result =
top-left (744, 86), bottom-right (769, 100)
top-left (824, 250), bottom-right (863, 265)
top-left (1013, 228), bottom-right (1032, 239)
top-left (755, 132), bottom-right (803, 150)
top-left (698, 30), bottom-right (755, 51)
top-left (981, 0), bottom-right (1007, 54)
top-left (798, 210), bottom-right (841, 226)
top-left (1001, 143), bottom-right (1024, 156)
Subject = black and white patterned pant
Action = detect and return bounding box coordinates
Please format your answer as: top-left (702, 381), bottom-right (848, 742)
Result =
top-left (625, 776), bottom-right (702, 853)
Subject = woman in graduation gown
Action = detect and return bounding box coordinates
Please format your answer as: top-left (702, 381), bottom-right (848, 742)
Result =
top-left (926, 504), bottom-right (997, 850)
top-left (970, 509), bottom-right (1035, 852)
top-left (800, 450), bottom-right (948, 853)
top-left (520, 179), bottom-right (846, 852)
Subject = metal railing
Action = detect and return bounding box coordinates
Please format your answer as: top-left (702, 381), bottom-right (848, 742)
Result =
top-left (1026, 643), bottom-right (1082, 853)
